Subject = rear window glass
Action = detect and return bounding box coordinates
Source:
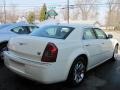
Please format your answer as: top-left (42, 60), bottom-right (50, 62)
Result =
top-left (30, 25), bottom-right (74, 39)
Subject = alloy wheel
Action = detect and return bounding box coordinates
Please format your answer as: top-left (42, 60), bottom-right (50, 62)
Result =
top-left (114, 46), bottom-right (118, 60)
top-left (73, 61), bottom-right (85, 84)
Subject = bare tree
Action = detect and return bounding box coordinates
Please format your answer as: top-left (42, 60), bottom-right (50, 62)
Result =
top-left (2, 4), bottom-right (18, 23)
top-left (106, 0), bottom-right (120, 30)
top-left (106, 0), bottom-right (117, 26)
top-left (75, 0), bottom-right (98, 20)
top-left (61, 8), bottom-right (68, 20)
top-left (0, 7), bottom-right (4, 23)
top-left (8, 4), bottom-right (18, 22)
top-left (71, 8), bottom-right (79, 20)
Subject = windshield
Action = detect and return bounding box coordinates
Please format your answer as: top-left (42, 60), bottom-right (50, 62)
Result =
top-left (30, 25), bottom-right (74, 39)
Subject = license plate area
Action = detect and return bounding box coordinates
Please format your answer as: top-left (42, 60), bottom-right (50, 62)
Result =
top-left (10, 59), bottom-right (25, 72)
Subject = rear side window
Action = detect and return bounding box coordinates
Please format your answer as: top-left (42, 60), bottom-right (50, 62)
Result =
top-left (83, 28), bottom-right (96, 40)
top-left (31, 26), bottom-right (74, 39)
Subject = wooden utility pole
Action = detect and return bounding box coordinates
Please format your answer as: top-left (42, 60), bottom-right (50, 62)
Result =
top-left (3, 0), bottom-right (6, 23)
top-left (67, 0), bottom-right (69, 24)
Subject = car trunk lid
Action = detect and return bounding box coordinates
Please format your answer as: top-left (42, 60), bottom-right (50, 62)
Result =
top-left (8, 36), bottom-right (54, 62)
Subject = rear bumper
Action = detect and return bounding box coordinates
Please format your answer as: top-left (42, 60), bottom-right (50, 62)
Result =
top-left (4, 51), bottom-right (65, 84)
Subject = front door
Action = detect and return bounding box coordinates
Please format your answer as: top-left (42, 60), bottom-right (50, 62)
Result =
top-left (93, 28), bottom-right (113, 61)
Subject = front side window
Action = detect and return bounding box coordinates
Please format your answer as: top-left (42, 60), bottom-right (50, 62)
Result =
top-left (83, 28), bottom-right (96, 40)
top-left (31, 25), bottom-right (74, 39)
top-left (94, 28), bottom-right (107, 39)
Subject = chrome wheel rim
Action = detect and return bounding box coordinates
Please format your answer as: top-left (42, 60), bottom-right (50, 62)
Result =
top-left (114, 46), bottom-right (118, 60)
top-left (74, 62), bottom-right (85, 84)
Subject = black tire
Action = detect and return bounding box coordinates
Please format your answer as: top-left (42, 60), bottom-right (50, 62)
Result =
top-left (0, 43), bottom-right (8, 60)
top-left (67, 57), bottom-right (86, 86)
top-left (111, 45), bottom-right (119, 61)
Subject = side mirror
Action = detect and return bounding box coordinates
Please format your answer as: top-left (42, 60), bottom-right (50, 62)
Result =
top-left (108, 34), bottom-right (113, 39)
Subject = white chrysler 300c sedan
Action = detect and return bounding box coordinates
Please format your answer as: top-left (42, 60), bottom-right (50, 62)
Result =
top-left (4, 24), bottom-right (119, 86)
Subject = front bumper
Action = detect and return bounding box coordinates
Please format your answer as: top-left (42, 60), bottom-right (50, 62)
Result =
top-left (4, 51), bottom-right (64, 84)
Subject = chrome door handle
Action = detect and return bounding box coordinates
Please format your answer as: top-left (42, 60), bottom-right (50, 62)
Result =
top-left (85, 44), bottom-right (90, 46)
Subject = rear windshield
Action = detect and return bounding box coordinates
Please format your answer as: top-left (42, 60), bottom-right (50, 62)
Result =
top-left (30, 25), bottom-right (74, 39)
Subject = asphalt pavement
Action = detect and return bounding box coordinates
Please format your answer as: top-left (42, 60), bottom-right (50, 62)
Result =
top-left (0, 55), bottom-right (120, 90)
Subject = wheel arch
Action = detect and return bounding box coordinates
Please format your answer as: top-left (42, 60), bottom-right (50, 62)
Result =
top-left (0, 40), bottom-right (8, 47)
top-left (115, 43), bottom-right (119, 51)
top-left (116, 43), bottom-right (119, 47)
top-left (113, 39), bottom-right (119, 48)
top-left (66, 53), bottom-right (88, 80)
top-left (77, 54), bottom-right (88, 68)
top-left (114, 42), bottom-right (119, 51)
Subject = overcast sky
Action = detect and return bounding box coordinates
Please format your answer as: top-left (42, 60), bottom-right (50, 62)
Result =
top-left (0, 0), bottom-right (75, 6)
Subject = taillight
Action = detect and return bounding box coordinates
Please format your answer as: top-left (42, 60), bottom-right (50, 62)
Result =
top-left (41, 42), bottom-right (58, 62)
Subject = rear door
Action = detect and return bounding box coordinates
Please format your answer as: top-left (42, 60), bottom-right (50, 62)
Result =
top-left (82, 28), bottom-right (103, 68)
